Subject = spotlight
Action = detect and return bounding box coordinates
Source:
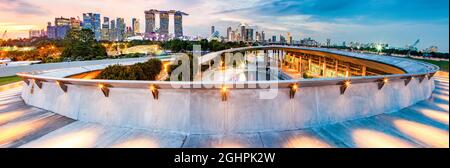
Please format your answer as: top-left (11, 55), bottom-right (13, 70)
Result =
top-left (98, 84), bottom-right (109, 97)
top-left (56, 81), bottom-right (68, 93)
top-left (340, 80), bottom-right (351, 95)
top-left (378, 78), bottom-right (388, 90)
top-left (289, 83), bottom-right (298, 99)
top-left (221, 86), bottom-right (228, 102)
top-left (149, 85), bottom-right (159, 100)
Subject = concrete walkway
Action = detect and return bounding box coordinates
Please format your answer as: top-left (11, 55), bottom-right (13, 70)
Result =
top-left (0, 73), bottom-right (448, 148)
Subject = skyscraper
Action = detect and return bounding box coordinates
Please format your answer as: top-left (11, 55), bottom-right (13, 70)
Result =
top-left (55, 17), bottom-right (70, 26)
top-left (246, 28), bottom-right (253, 42)
top-left (272, 35), bottom-right (276, 43)
top-left (226, 27), bottom-right (232, 41)
top-left (255, 31), bottom-right (260, 42)
top-left (82, 13), bottom-right (101, 41)
top-left (70, 17), bottom-right (81, 30)
top-left (173, 11), bottom-right (187, 38)
top-left (132, 18), bottom-right (140, 35)
top-left (47, 17), bottom-right (70, 40)
top-left (211, 26), bottom-right (215, 35)
top-left (261, 31), bottom-right (265, 42)
top-left (116, 18), bottom-right (126, 41)
top-left (159, 12), bottom-right (169, 38)
top-left (101, 17), bottom-right (110, 41)
top-left (110, 20), bottom-right (116, 41)
top-left (240, 25), bottom-right (246, 42)
top-left (145, 10), bottom-right (157, 34)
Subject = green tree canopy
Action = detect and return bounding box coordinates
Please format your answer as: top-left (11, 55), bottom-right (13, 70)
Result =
top-left (61, 29), bottom-right (107, 61)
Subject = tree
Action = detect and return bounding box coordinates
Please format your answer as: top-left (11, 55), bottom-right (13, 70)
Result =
top-left (96, 59), bottom-right (163, 80)
top-left (61, 29), bottom-right (107, 61)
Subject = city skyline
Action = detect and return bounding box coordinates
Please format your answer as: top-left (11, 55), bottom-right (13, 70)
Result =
top-left (0, 0), bottom-right (448, 52)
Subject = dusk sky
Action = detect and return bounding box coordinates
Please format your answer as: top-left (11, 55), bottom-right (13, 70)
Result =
top-left (0, 0), bottom-right (448, 52)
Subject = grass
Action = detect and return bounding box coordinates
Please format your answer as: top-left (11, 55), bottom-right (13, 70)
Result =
top-left (410, 58), bottom-right (449, 72)
top-left (0, 75), bottom-right (22, 86)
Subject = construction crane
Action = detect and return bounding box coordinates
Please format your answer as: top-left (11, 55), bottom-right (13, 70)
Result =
top-left (407, 39), bottom-right (420, 57)
top-left (1, 30), bottom-right (7, 40)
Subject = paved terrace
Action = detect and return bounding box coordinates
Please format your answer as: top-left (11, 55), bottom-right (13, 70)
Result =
top-left (0, 72), bottom-right (447, 148)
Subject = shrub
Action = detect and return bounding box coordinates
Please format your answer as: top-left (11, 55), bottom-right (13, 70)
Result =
top-left (96, 58), bottom-right (162, 80)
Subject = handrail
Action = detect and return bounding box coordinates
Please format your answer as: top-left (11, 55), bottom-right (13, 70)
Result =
top-left (16, 46), bottom-right (439, 90)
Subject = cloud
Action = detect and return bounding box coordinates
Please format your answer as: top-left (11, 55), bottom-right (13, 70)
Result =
top-left (0, 0), bottom-right (48, 15)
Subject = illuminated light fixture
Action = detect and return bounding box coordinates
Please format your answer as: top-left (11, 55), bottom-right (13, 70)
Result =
top-left (56, 81), bottom-right (68, 93)
top-left (221, 86), bottom-right (228, 102)
top-left (289, 83), bottom-right (298, 99)
top-left (340, 80), bottom-right (351, 95)
top-left (149, 85), bottom-right (159, 100)
top-left (378, 78), bottom-right (388, 90)
top-left (98, 84), bottom-right (110, 97)
top-left (427, 72), bottom-right (436, 80)
top-left (418, 75), bottom-right (426, 83)
top-left (34, 80), bottom-right (43, 89)
top-left (404, 76), bottom-right (413, 86)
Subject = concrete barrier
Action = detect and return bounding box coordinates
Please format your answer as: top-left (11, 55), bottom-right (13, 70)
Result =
top-left (18, 46), bottom-right (439, 134)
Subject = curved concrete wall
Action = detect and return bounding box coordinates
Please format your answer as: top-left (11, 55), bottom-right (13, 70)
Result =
top-left (18, 47), bottom-right (438, 134)
top-left (21, 73), bottom-right (434, 134)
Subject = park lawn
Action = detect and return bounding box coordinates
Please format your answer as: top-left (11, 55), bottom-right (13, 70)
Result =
top-left (0, 76), bottom-right (22, 86)
top-left (412, 58), bottom-right (449, 72)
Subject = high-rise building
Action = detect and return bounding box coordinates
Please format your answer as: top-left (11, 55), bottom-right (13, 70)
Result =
top-left (82, 13), bottom-right (101, 41)
top-left (255, 31), bottom-right (260, 42)
top-left (116, 18), bottom-right (126, 41)
top-left (246, 28), bottom-right (253, 42)
top-left (145, 9), bottom-right (187, 40)
top-left (159, 12), bottom-right (169, 38)
top-left (326, 39), bottom-right (331, 47)
top-left (145, 9), bottom-right (157, 34)
top-left (101, 17), bottom-right (110, 41)
top-left (29, 29), bottom-right (46, 39)
top-left (272, 35), bottom-right (276, 43)
top-left (55, 17), bottom-right (70, 26)
top-left (173, 11), bottom-right (187, 38)
top-left (211, 26), bottom-right (215, 35)
top-left (280, 35), bottom-right (286, 43)
top-left (70, 17), bottom-right (81, 30)
top-left (261, 31), bottom-right (265, 42)
top-left (110, 20), bottom-right (117, 41)
top-left (287, 32), bottom-right (292, 44)
top-left (240, 25), bottom-right (246, 42)
top-left (126, 27), bottom-right (134, 38)
top-left (55, 25), bottom-right (70, 39)
top-left (132, 18), bottom-right (140, 35)
top-left (47, 18), bottom-right (70, 40)
top-left (226, 27), bottom-right (232, 41)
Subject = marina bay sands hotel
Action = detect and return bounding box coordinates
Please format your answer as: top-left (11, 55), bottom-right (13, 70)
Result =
top-left (145, 9), bottom-right (188, 39)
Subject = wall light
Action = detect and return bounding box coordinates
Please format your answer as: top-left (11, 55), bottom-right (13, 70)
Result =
top-left (378, 78), bottom-right (388, 90)
top-left (149, 85), bottom-right (159, 100)
top-left (98, 84), bottom-right (110, 97)
top-left (221, 86), bottom-right (228, 102)
top-left (56, 81), bottom-right (68, 93)
top-left (289, 83), bottom-right (298, 99)
top-left (404, 76), bottom-right (413, 86)
top-left (340, 80), bottom-right (351, 95)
